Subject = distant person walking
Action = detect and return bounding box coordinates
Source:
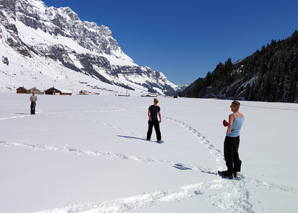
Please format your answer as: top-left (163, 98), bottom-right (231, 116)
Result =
top-left (30, 92), bottom-right (37, 115)
top-left (147, 98), bottom-right (162, 142)
top-left (220, 100), bottom-right (244, 178)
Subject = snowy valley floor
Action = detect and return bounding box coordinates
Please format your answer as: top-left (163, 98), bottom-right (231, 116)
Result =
top-left (0, 94), bottom-right (297, 213)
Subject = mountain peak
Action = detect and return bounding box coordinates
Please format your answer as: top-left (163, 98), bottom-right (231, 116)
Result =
top-left (0, 0), bottom-right (180, 95)
top-left (58, 6), bottom-right (80, 21)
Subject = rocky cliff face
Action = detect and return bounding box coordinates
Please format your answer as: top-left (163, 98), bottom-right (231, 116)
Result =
top-left (0, 0), bottom-right (179, 94)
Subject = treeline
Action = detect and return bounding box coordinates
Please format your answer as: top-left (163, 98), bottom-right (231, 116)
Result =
top-left (182, 30), bottom-right (298, 103)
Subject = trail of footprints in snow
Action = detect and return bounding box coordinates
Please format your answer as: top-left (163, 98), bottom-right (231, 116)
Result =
top-left (0, 110), bottom-right (41, 120)
top-left (0, 140), bottom-right (212, 175)
top-left (35, 182), bottom-right (210, 213)
top-left (33, 175), bottom-right (290, 213)
top-left (0, 140), bottom-right (296, 195)
top-left (164, 116), bottom-right (224, 166)
top-left (44, 109), bottom-right (138, 137)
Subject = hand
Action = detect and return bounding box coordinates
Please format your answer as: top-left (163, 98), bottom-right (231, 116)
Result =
top-left (223, 119), bottom-right (229, 127)
top-left (159, 120), bottom-right (162, 123)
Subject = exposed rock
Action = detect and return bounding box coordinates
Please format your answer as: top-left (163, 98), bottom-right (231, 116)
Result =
top-left (2, 56), bottom-right (9, 65)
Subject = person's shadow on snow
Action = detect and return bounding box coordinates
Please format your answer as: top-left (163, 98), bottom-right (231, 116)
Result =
top-left (117, 135), bottom-right (149, 142)
top-left (117, 135), bottom-right (163, 144)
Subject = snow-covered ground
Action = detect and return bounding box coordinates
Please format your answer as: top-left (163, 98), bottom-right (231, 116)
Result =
top-left (0, 94), bottom-right (297, 213)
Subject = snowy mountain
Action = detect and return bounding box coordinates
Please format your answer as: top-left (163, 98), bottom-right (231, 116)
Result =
top-left (0, 0), bottom-right (180, 95)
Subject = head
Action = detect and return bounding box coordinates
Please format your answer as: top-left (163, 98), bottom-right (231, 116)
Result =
top-left (230, 100), bottom-right (240, 112)
top-left (32, 92), bottom-right (35, 96)
top-left (154, 98), bottom-right (159, 106)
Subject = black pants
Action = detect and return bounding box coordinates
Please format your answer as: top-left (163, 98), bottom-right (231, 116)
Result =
top-left (30, 102), bottom-right (36, 115)
top-left (147, 120), bottom-right (161, 141)
top-left (224, 136), bottom-right (242, 174)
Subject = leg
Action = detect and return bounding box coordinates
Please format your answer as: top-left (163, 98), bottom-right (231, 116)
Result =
top-left (147, 121), bottom-right (153, 140)
top-left (224, 136), bottom-right (234, 175)
top-left (30, 102), bottom-right (34, 115)
top-left (153, 120), bottom-right (161, 141)
top-left (32, 102), bottom-right (36, 114)
top-left (233, 138), bottom-right (241, 173)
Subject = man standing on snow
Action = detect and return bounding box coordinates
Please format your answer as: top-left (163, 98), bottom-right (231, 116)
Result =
top-left (220, 100), bottom-right (244, 178)
top-left (30, 92), bottom-right (37, 115)
top-left (147, 98), bottom-right (162, 142)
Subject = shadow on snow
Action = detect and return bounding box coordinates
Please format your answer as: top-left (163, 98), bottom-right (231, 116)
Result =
top-left (117, 135), bottom-right (164, 144)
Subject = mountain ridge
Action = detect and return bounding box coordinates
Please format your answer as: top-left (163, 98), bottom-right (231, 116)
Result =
top-left (0, 0), bottom-right (180, 95)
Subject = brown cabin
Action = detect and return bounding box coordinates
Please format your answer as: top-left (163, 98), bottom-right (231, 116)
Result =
top-left (45, 87), bottom-right (72, 95)
top-left (16, 87), bottom-right (28, 94)
top-left (44, 87), bottom-right (62, 95)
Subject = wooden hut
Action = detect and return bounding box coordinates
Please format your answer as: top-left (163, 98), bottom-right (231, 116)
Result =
top-left (44, 87), bottom-right (62, 95)
top-left (28, 87), bottom-right (42, 94)
top-left (44, 87), bottom-right (72, 95)
top-left (79, 90), bottom-right (89, 95)
top-left (16, 87), bottom-right (28, 94)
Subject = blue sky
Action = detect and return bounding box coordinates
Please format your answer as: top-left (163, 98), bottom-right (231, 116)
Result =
top-left (43, 0), bottom-right (298, 85)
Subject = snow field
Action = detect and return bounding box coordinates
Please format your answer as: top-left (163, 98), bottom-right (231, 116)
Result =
top-left (0, 94), bottom-right (297, 213)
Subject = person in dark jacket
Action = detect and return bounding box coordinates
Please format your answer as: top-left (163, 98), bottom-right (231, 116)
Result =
top-left (147, 98), bottom-right (162, 141)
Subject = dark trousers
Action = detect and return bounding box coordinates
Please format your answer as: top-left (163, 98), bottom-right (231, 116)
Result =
top-left (30, 102), bottom-right (36, 115)
top-left (224, 136), bottom-right (242, 174)
top-left (147, 120), bottom-right (161, 141)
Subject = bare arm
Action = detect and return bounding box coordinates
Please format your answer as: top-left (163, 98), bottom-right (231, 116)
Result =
top-left (158, 111), bottom-right (161, 123)
top-left (148, 110), bottom-right (152, 121)
top-left (227, 114), bottom-right (235, 134)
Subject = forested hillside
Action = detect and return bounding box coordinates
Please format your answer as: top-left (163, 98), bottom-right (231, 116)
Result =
top-left (183, 30), bottom-right (298, 103)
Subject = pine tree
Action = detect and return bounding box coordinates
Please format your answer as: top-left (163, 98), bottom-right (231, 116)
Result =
top-left (287, 69), bottom-right (298, 102)
top-left (249, 82), bottom-right (256, 101)
top-left (225, 58), bottom-right (233, 73)
top-left (270, 79), bottom-right (278, 102)
top-left (263, 72), bottom-right (273, 101)
top-left (204, 72), bottom-right (212, 87)
top-left (245, 84), bottom-right (251, 100)
top-left (199, 90), bottom-right (205, 98)
top-left (277, 66), bottom-right (285, 101)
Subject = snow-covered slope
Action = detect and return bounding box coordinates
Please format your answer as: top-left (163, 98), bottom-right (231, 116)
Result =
top-left (0, 94), bottom-right (297, 212)
top-left (0, 0), bottom-right (179, 95)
